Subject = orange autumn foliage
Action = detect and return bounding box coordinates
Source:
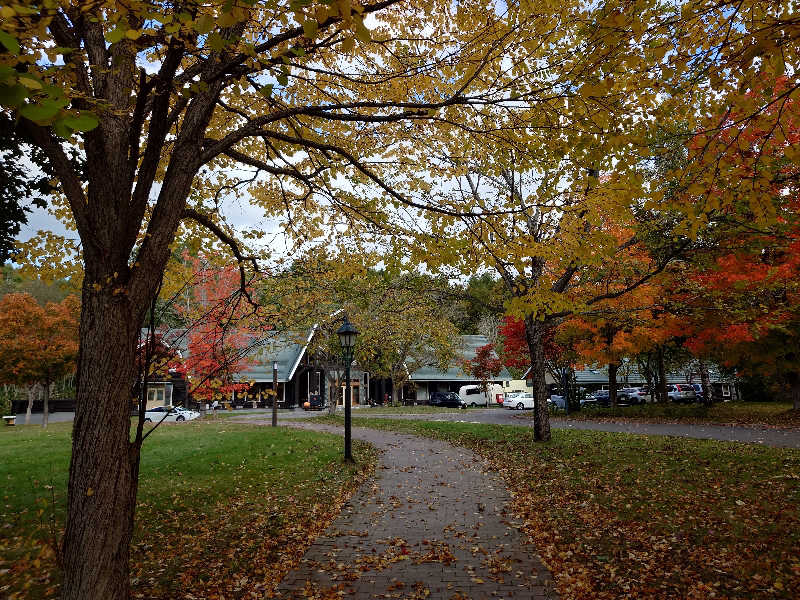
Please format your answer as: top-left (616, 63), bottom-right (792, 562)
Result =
top-left (0, 292), bottom-right (79, 388)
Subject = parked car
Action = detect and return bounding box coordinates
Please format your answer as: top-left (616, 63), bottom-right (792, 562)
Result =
top-left (691, 383), bottom-right (706, 402)
top-left (617, 387), bottom-right (651, 404)
top-left (582, 390), bottom-right (610, 407)
top-left (503, 393), bottom-right (535, 410)
top-left (458, 384), bottom-right (504, 407)
top-left (668, 384), bottom-right (697, 403)
top-left (548, 394), bottom-right (566, 410)
top-left (429, 391), bottom-right (466, 409)
top-left (144, 405), bottom-right (199, 422)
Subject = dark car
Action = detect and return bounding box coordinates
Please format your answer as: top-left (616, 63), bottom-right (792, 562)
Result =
top-left (303, 394), bottom-right (327, 411)
top-left (428, 392), bottom-right (465, 409)
top-left (583, 390), bottom-right (610, 407)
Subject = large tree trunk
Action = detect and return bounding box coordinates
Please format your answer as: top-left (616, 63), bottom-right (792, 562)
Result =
top-left (60, 285), bottom-right (145, 600)
top-left (608, 363), bottom-right (619, 408)
top-left (524, 315), bottom-right (551, 441)
top-left (788, 372), bottom-right (800, 411)
top-left (698, 358), bottom-right (712, 405)
top-left (42, 382), bottom-right (50, 429)
top-left (25, 383), bottom-right (36, 425)
top-left (657, 346), bottom-right (668, 403)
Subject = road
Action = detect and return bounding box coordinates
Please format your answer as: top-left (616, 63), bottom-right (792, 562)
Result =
top-left (277, 407), bottom-right (800, 449)
top-left (13, 407), bottom-right (800, 449)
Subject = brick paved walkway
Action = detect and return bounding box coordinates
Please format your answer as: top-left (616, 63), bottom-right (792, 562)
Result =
top-left (274, 423), bottom-right (558, 600)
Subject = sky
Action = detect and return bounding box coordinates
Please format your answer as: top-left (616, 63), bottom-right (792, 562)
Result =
top-left (18, 204), bottom-right (70, 241)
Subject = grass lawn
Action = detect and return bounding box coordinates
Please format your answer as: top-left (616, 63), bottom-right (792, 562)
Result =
top-left (545, 401), bottom-right (800, 428)
top-left (316, 415), bottom-right (800, 600)
top-left (0, 420), bottom-right (377, 599)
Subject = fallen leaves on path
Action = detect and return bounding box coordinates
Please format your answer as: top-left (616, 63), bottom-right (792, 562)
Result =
top-left (343, 418), bottom-right (800, 600)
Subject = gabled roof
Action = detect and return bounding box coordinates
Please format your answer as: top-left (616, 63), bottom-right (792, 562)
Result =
top-left (159, 326), bottom-right (511, 385)
top-left (143, 327), bottom-right (315, 384)
top-left (523, 365), bottom-right (734, 385)
top-left (409, 335), bottom-right (512, 383)
top-left (235, 329), bottom-right (315, 383)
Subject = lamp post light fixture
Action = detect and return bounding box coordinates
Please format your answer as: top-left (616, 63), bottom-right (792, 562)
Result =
top-left (337, 315), bottom-right (359, 462)
top-left (272, 360), bottom-right (278, 427)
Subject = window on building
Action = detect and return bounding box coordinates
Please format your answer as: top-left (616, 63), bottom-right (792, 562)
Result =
top-left (147, 387), bottom-right (165, 407)
top-left (722, 384), bottom-right (731, 397)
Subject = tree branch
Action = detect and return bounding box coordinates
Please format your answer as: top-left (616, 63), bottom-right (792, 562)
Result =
top-left (180, 208), bottom-right (260, 307)
top-left (21, 122), bottom-right (92, 245)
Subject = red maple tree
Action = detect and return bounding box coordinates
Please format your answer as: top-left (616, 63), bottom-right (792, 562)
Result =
top-left (674, 77), bottom-right (800, 408)
top-left (174, 256), bottom-right (258, 403)
top-left (461, 343), bottom-right (503, 396)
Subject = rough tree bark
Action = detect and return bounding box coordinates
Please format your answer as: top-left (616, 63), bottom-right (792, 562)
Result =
top-left (61, 285), bottom-right (148, 600)
top-left (524, 315), bottom-right (551, 441)
top-left (788, 371), bottom-right (800, 411)
top-left (608, 362), bottom-right (619, 408)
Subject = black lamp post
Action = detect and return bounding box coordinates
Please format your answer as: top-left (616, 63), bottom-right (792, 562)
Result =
top-left (337, 315), bottom-right (359, 462)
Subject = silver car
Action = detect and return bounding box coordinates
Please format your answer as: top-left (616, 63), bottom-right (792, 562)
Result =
top-left (667, 384), bottom-right (697, 403)
top-left (617, 387), bottom-right (651, 404)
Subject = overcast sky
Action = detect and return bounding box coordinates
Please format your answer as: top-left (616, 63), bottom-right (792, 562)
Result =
top-left (18, 205), bottom-right (72, 242)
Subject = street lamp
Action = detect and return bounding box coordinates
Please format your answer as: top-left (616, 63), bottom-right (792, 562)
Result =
top-left (272, 360), bottom-right (278, 427)
top-left (337, 315), bottom-right (359, 462)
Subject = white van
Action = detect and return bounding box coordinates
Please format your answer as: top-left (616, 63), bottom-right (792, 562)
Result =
top-left (458, 384), bottom-right (505, 407)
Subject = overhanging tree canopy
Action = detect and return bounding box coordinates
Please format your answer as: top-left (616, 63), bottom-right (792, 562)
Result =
top-left (2, 1), bottom-right (798, 598)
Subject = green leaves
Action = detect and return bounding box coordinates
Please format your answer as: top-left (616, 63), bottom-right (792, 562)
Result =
top-left (196, 14), bottom-right (215, 35)
top-left (0, 30), bottom-right (20, 55)
top-left (105, 25), bottom-right (126, 44)
top-left (302, 19), bottom-right (318, 38)
top-left (19, 98), bottom-right (68, 123)
top-left (61, 113), bottom-right (99, 132)
top-left (0, 83), bottom-right (28, 107)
